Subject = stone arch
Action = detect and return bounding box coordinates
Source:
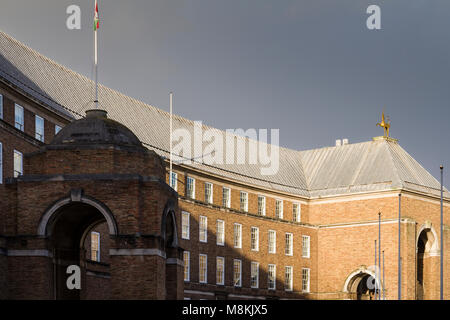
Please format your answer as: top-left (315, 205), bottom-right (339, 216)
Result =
top-left (161, 199), bottom-right (178, 248)
top-left (37, 189), bottom-right (118, 237)
top-left (416, 222), bottom-right (439, 255)
top-left (416, 222), bottom-right (439, 300)
top-left (343, 266), bottom-right (380, 300)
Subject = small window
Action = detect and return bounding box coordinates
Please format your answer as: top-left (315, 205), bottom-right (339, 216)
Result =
top-left (233, 259), bottom-right (242, 287)
top-left (183, 251), bottom-right (190, 282)
top-left (293, 203), bottom-right (301, 222)
top-left (251, 227), bottom-right (259, 251)
top-left (91, 232), bottom-right (100, 262)
top-left (285, 266), bottom-right (293, 291)
top-left (251, 262), bottom-right (259, 288)
top-left (13, 150), bottom-right (23, 178)
top-left (186, 176), bottom-right (195, 199)
top-left (55, 124), bottom-right (62, 135)
top-left (302, 235), bottom-right (310, 258)
top-left (268, 264), bottom-right (276, 290)
top-left (302, 268), bottom-right (310, 293)
top-left (216, 256), bottom-right (225, 285)
top-left (0, 94), bottom-right (3, 119)
top-left (268, 230), bottom-right (276, 254)
top-left (234, 223), bottom-right (242, 248)
top-left (257, 196), bottom-right (266, 216)
top-left (35, 115), bottom-right (45, 142)
top-left (216, 220), bottom-right (225, 246)
top-left (275, 199), bottom-right (283, 219)
top-left (240, 191), bottom-right (248, 212)
top-left (204, 182), bottom-right (213, 204)
top-left (15, 104), bottom-right (24, 131)
top-left (199, 215), bottom-right (207, 243)
top-left (199, 254), bottom-right (208, 284)
top-left (222, 187), bottom-right (231, 208)
top-left (181, 211), bottom-right (190, 240)
top-left (170, 171), bottom-right (177, 191)
top-left (285, 233), bottom-right (293, 256)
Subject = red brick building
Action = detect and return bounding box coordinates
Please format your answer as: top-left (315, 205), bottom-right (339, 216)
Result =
top-left (0, 30), bottom-right (449, 300)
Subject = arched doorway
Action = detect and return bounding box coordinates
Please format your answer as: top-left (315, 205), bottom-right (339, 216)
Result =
top-left (416, 227), bottom-right (437, 300)
top-left (344, 268), bottom-right (379, 300)
top-left (39, 194), bottom-right (117, 300)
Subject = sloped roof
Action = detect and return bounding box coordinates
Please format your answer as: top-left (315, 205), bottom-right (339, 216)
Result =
top-left (0, 30), bottom-right (447, 199)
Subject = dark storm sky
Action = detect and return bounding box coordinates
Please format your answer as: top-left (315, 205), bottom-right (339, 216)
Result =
top-left (0, 0), bottom-right (449, 185)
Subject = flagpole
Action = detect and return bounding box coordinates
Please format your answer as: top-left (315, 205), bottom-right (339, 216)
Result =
top-left (94, 0), bottom-right (99, 109)
top-left (170, 92), bottom-right (173, 180)
top-left (440, 165), bottom-right (444, 300)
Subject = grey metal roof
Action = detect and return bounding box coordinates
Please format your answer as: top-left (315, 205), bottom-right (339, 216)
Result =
top-left (0, 30), bottom-right (448, 199)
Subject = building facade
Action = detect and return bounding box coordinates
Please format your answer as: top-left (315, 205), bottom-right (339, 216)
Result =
top-left (0, 30), bottom-right (449, 300)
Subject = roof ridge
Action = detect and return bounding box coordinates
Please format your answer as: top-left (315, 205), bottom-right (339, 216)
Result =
top-left (380, 139), bottom-right (404, 188)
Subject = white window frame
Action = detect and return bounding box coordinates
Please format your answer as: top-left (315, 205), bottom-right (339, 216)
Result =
top-left (302, 268), bottom-right (310, 293)
top-left (204, 182), bottom-right (213, 204)
top-left (35, 115), bottom-right (44, 142)
top-left (170, 171), bottom-right (177, 191)
top-left (268, 230), bottom-right (276, 254)
top-left (13, 150), bottom-right (23, 178)
top-left (285, 266), bottom-right (293, 292)
top-left (183, 251), bottom-right (190, 282)
top-left (275, 199), bottom-right (283, 219)
top-left (240, 191), bottom-right (248, 212)
top-left (251, 226), bottom-right (259, 251)
top-left (186, 176), bottom-right (195, 199)
top-left (15, 103), bottom-right (24, 131)
top-left (181, 211), bottom-right (190, 240)
top-left (0, 94), bottom-right (3, 119)
top-left (222, 187), bottom-right (231, 208)
top-left (268, 264), bottom-right (276, 290)
top-left (285, 233), bottom-right (293, 256)
top-left (257, 195), bottom-right (266, 216)
top-left (234, 223), bottom-right (242, 249)
top-left (293, 203), bottom-right (301, 222)
top-left (233, 259), bottom-right (242, 287)
top-left (199, 254), bottom-right (208, 284)
top-left (199, 215), bottom-right (207, 243)
top-left (216, 219), bottom-right (225, 246)
top-left (302, 235), bottom-right (311, 258)
top-left (55, 124), bottom-right (62, 135)
top-left (251, 262), bottom-right (259, 289)
top-left (216, 256), bottom-right (225, 285)
top-left (90, 231), bottom-right (100, 262)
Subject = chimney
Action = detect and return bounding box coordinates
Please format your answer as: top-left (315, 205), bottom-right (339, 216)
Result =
top-left (342, 138), bottom-right (349, 145)
top-left (335, 139), bottom-right (342, 147)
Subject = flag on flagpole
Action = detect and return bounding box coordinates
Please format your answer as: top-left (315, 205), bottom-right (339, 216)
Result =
top-left (94, 1), bottom-right (100, 31)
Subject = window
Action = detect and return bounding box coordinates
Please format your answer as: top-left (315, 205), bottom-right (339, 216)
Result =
top-left (285, 266), bottom-right (293, 291)
top-left (216, 220), bottom-right (225, 246)
top-left (268, 264), bottom-right (276, 290)
top-left (251, 227), bottom-right (259, 251)
top-left (199, 216), bottom-right (207, 243)
top-left (251, 262), bottom-right (259, 288)
top-left (293, 203), bottom-right (301, 222)
top-left (35, 115), bottom-right (44, 142)
top-left (302, 235), bottom-right (310, 258)
top-left (205, 182), bottom-right (213, 204)
top-left (170, 171), bottom-right (177, 191)
top-left (216, 257), bottom-right (225, 285)
top-left (0, 142), bottom-right (2, 184)
top-left (186, 176), bottom-right (195, 199)
top-left (181, 211), bottom-right (190, 240)
top-left (0, 94), bottom-right (3, 119)
top-left (257, 196), bottom-right (266, 216)
top-left (275, 199), bottom-right (283, 219)
top-left (302, 268), bottom-right (310, 293)
top-left (268, 230), bottom-right (276, 254)
top-left (240, 191), bottom-right (248, 212)
top-left (90, 232), bottom-right (100, 262)
top-left (199, 254), bottom-right (207, 283)
top-left (13, 150), bottom-right (23, 178)
top-left (15, 104), bottom-right (24, 131)
top-left (285, 233), bottom-right (293, 256)
top-left (234, 223), bottom-right (242, 248)
top-left (233, 259), bottom-right (242, 287)
top-left (183, 251), bottom-right (190, 282)
top-left (55, 124), bottom-right (62, 135)
top-left (222, 187), bottom-right (231, 208)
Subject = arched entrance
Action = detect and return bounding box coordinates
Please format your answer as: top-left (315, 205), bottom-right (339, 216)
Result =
top-left (416, 226), bottom-right (438, 300)
top-left (344, 268), bottom-right (378, 300)
top-left (38, 194), bottom-right (117, 300)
